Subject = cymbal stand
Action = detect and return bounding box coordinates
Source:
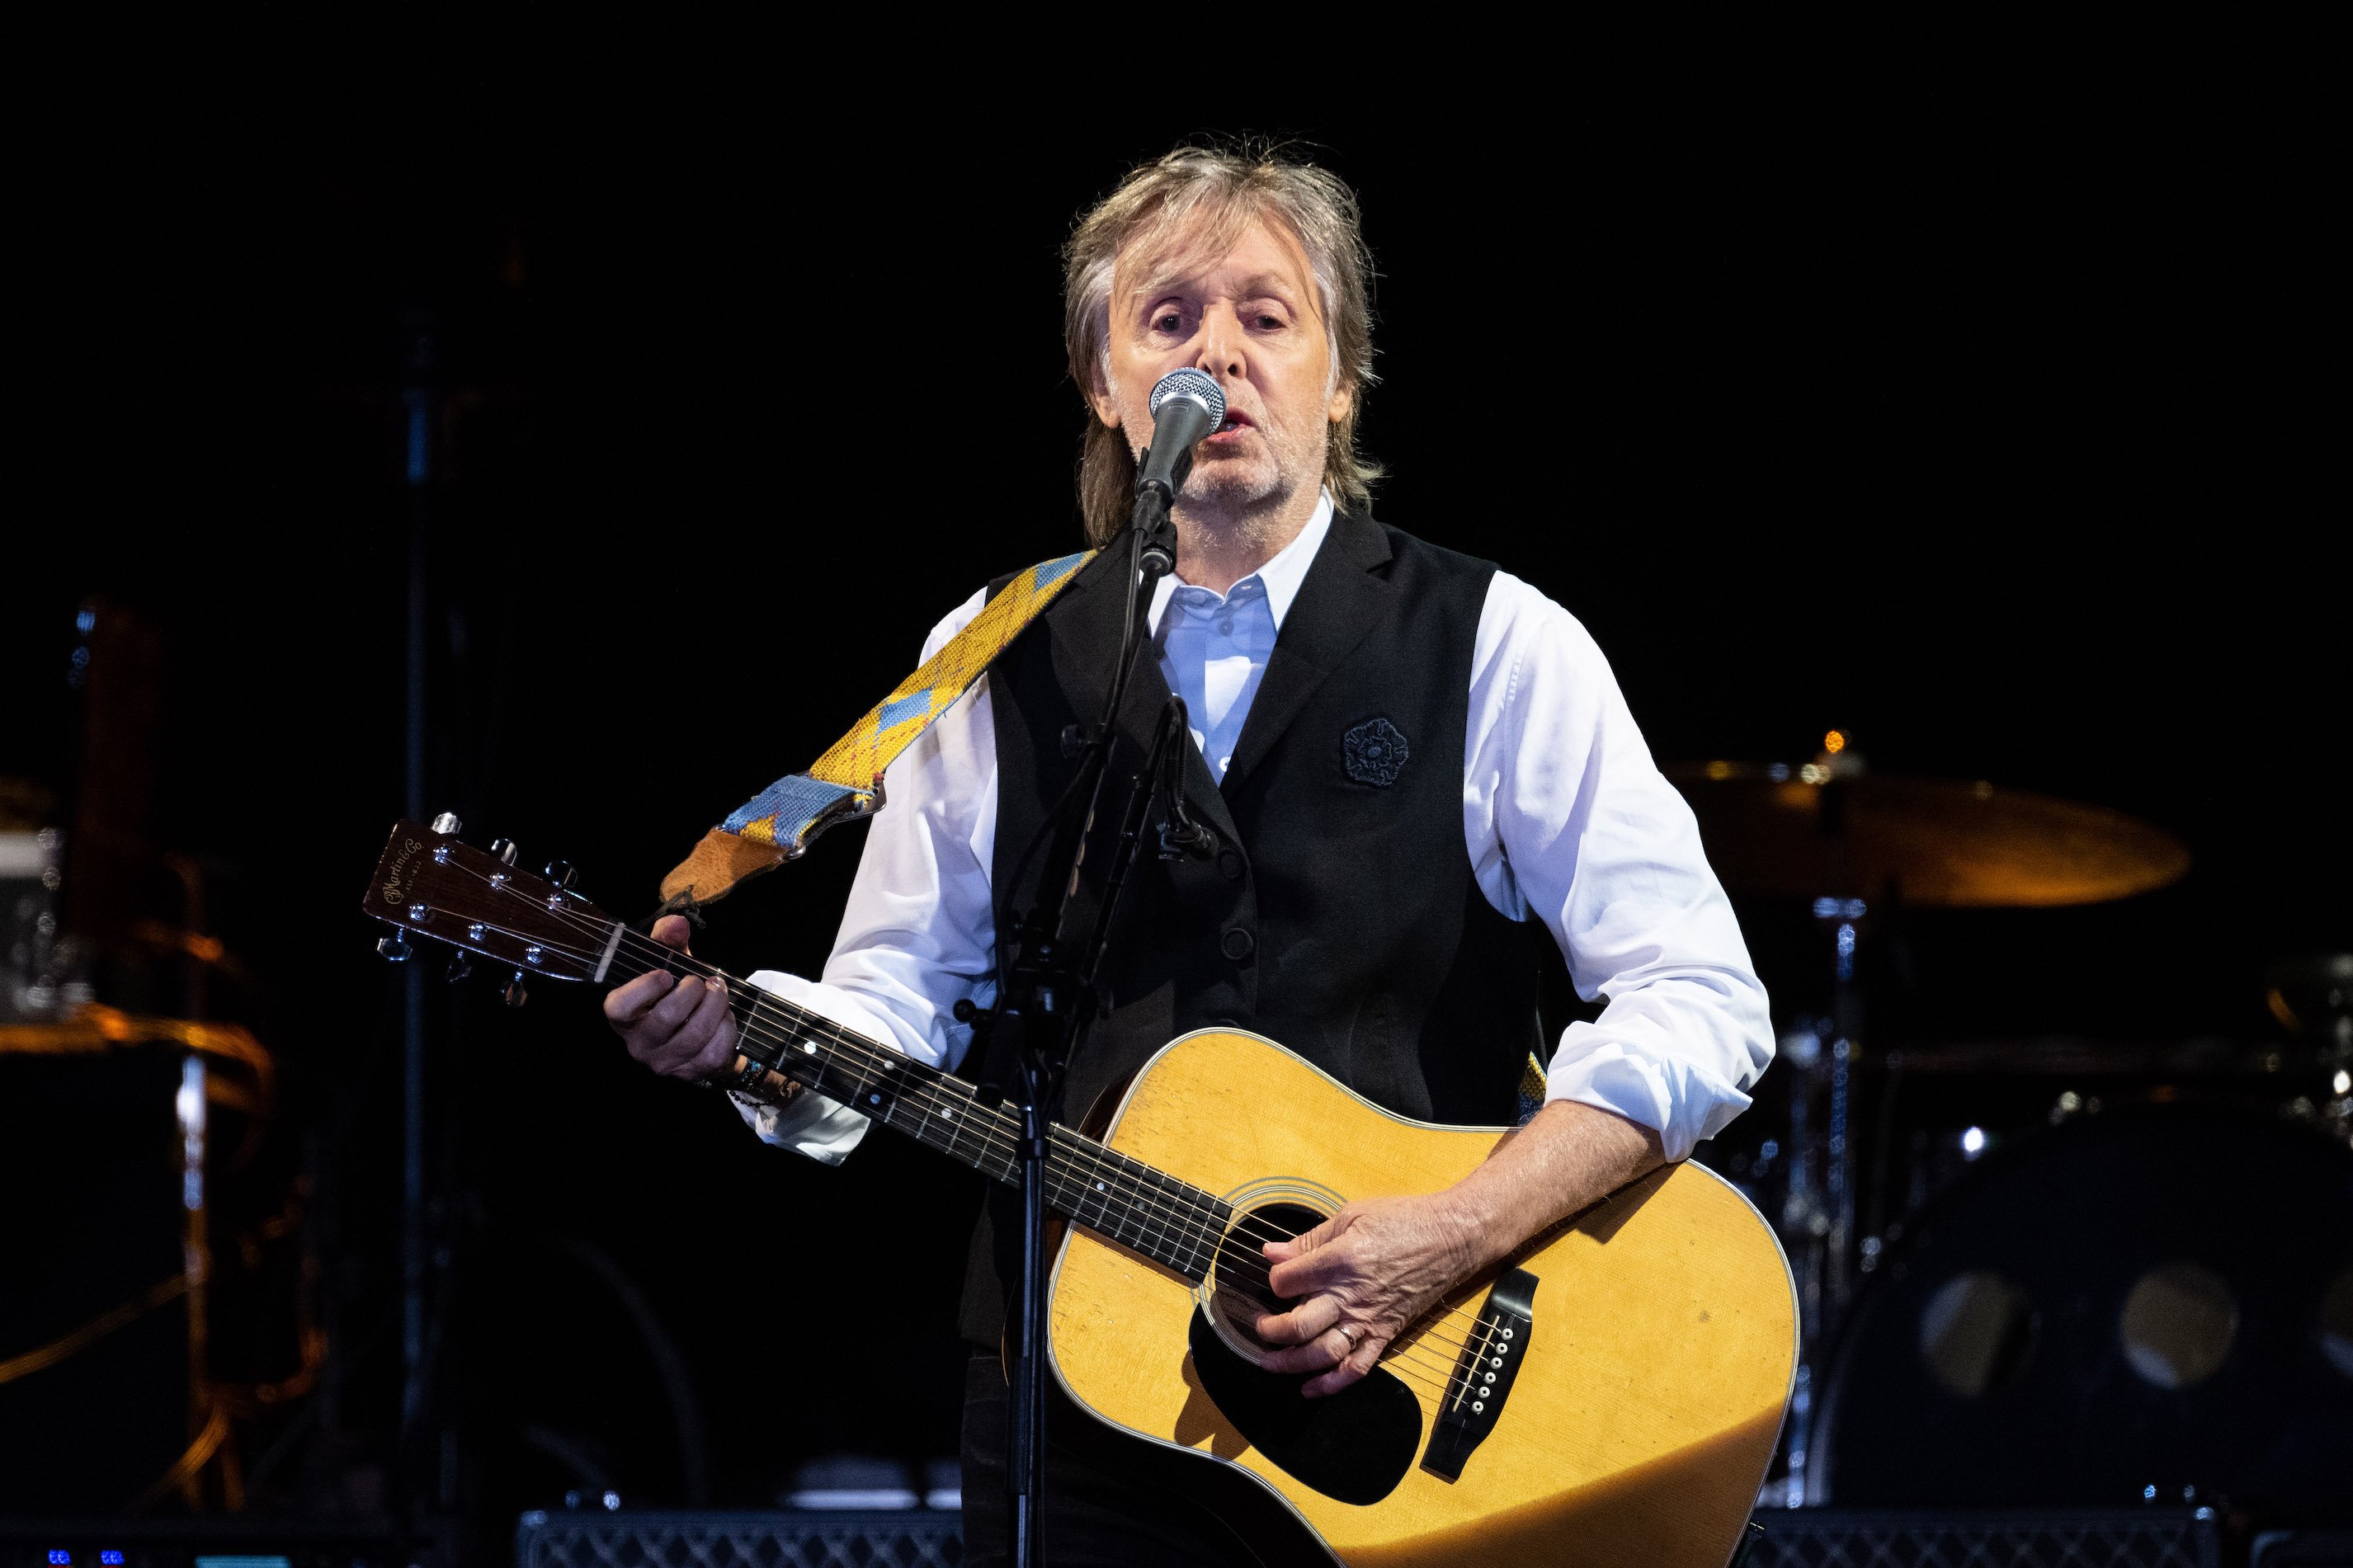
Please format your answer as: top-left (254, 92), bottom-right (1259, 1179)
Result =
top-left (1778, 894), bottom-right (1865, 1507)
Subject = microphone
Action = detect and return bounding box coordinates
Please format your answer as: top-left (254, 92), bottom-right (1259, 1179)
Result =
top-left (1134, 369), bottom-right (1225, 577)
top-left (1140, 367), bottom-right (1227, 494)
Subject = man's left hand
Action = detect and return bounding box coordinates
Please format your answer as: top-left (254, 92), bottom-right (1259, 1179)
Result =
top-left (1252, 1194), bottom-right (1483, 1397)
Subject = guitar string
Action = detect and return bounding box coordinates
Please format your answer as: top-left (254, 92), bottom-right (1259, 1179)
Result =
top-left (449, 871), bottom-right (1512, 1379)
top-left (457, 868), bottom-right (1375, 1293)
top-left (560, 900), bottom-right (1511, 1373)
top-left (448, 873), bottom-right (1512, 1384)
top-left (576, 897), bottom-right (1501, 1329)
top-left (470, 903), bottom-right (1507, 1400)
top-left (432, 863), bottom-right (1511, 1375)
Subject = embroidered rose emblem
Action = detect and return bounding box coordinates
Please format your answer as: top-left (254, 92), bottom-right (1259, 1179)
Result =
top-left (1342, 717), bottom-right (1410, 788)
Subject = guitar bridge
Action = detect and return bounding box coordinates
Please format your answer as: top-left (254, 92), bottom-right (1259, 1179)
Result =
top-left (1422, 1265), bottom-right (1536, 1482)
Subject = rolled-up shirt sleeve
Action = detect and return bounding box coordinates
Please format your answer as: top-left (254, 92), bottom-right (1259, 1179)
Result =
top-left (1464, 572), bottom-right (1773, 1162)
top-left (732, 588), bottom-right (1000, 1165)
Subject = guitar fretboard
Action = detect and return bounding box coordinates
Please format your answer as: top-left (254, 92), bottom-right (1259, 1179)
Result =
top-left (615, 940), bottom-right (1233, 1282)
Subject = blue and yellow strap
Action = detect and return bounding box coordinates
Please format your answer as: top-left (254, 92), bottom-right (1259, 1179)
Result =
top-left (660, 550), bottom-right (1093, 906)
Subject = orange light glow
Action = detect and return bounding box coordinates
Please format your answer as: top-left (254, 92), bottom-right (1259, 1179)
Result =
top-left (1823, 730), bottom-right (1847, 756)
top-left (1705, 760), bottom-right (1733, 780)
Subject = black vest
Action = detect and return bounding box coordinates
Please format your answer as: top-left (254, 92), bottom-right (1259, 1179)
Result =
top-left (960, 511), bottom-right (1547, 1343)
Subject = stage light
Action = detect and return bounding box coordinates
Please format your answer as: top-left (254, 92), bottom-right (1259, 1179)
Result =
top-left (50, 1552), bottom-right (71, 1565)
top-left (2334, 1070), bottom-right (2351, 1095)
top-left (100, 1554), bottom-right (123, 1566)
top-left (1961, 1126), bottom-right (1987, 1158)
top-left (1824, 730), bottom-right (1846, 755)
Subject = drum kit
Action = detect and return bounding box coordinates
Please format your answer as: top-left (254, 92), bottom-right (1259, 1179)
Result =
top-left (8, 711), bottom-right (2350, 1514)
top-left (2, 778), bottom-right (309, 1514)
top-left (1665, 736), bottom-right (2353, 1511)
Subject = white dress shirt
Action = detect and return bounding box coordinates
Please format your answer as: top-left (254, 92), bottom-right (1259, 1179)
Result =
top-left (740, 493), bottom-right (1772, 1165)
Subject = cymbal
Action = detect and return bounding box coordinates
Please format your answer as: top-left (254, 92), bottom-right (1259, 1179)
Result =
top-left (0, 1003), bottom-right (276, 1114)
top-left (0, 1003), bottom-right (271, 1067)
top-left (0, 777), bottom-right (54, 833)
top-left (1663, 760), bottom-right (2190, 907)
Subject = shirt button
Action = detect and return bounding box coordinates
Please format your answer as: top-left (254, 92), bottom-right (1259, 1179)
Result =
top-left (1220, 928), bottom-right (1255, 962)
top-left (1216, 848), bottom-right (1245, 881)
top-left (1217, 619), bottom-right (1234, 636)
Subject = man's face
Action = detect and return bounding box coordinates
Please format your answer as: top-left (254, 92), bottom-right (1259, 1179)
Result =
top-left (1092, 214), bottom-right (1351, 518)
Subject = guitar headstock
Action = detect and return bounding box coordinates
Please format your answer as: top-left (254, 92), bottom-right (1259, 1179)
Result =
top-left (361, 819), bottom-right (621, 996)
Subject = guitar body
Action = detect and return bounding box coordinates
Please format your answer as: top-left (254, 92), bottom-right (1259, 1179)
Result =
top-left (1048, 1029), bottom-right (1796, 1567)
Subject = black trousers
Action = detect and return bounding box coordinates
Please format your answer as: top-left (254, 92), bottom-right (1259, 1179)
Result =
top-left (958, 1351), bottom-right (1257, 1567)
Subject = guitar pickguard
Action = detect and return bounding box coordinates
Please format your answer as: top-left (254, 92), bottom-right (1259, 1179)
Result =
top-left (1186, 1308), bottom-right (1420, 1506)
top-left (1183, 1198), bottom-right (1421, 1505)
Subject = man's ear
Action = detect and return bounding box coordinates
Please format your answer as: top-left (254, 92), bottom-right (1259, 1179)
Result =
top-left (1327, 380), bottom-right (1354, 425)
top-left (1088, 356), bottom-right (1123, 430)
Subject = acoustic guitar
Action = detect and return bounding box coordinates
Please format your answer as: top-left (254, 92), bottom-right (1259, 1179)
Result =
top-left (363, 819), bottom-right (1795, 1566)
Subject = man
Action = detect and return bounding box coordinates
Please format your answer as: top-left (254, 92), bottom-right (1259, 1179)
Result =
top-left (606, 144), bottom-right (1771, 1564)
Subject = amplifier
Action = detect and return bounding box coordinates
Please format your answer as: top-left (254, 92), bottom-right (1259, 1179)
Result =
top-left (1745, 1507), bottom-right (2222, 1568)
top-left (512, 1505), bottom-right (2243, 1568)
top-left (2251, 1531), bottom-right (2353, 1567)
top-left (515, 1509), bottom-right (960, 1568)
top-left (0, 1520), bottom-right (414, 1568)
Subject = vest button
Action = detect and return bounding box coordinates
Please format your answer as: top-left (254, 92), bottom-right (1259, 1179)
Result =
top-left (1216, 848), bottom-right (1246, 881)
top-left (1220, 928), bottom-right (1255, 962)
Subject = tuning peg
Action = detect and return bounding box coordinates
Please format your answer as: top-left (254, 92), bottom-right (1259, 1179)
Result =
top-left (544, 859), bottom-right (577, 890)
top-left (376, 930), bottom-right (413, 962)
top-left (490, 837), bottom-right (519, 865)
top-left (431, 811), bottom-right (462, 834)
top-left (504, 971), bottom-right (529, 1007)
top-left (446, 951), bottom-right (473, 983)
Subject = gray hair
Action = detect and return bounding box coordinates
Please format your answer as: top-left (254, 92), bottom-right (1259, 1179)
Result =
top-left (1063, 141), bottom-right (1380, 545)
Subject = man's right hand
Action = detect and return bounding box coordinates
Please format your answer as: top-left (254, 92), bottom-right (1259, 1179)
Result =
top-left (602, 914), bottom-right (738, 1082)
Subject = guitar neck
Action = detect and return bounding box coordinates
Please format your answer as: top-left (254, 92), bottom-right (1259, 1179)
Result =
top-left (602, 933), bottom-right (1233, 1282)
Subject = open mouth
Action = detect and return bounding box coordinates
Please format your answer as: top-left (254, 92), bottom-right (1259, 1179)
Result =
top-left (1207, 410), bottom-right (1254, 441)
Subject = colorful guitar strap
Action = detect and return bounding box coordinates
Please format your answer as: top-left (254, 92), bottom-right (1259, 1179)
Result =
top-left (659, 550), bottom-right (1092, 909)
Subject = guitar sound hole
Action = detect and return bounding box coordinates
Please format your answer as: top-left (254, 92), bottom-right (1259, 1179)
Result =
top-left (1207, 1200), bottom-right (1324, 1357)
top-left (1191, 1201), bottom-right (1420, 1506)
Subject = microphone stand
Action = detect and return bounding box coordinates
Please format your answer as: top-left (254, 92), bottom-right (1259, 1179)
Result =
top-left (982, 455), bottom-right (1187, 1568)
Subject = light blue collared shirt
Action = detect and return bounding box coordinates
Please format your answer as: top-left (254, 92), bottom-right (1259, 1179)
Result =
top-left (1145, 492), bottom-right (1332, 784)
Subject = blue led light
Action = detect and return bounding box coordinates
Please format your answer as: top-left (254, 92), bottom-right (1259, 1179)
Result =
top-left (50, 1552), bottom-right (72, 1566)
top-left (102, 1553), bottom-right (125, 1566)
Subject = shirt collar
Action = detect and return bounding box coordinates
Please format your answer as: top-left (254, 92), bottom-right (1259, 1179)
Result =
top-left (1146, 490), bottom-right (1334, 635)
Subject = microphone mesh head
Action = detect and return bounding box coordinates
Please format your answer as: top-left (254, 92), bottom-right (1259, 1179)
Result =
top-left (1148, 367), bottom-right (1227, 426)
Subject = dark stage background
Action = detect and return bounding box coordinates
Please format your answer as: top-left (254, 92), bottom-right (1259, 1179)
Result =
top-left (7, 49), bottom-right (2344, 1552)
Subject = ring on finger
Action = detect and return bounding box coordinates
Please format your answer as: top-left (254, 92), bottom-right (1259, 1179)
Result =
top-left (1334, 1323), bottom-right (1361, 1352)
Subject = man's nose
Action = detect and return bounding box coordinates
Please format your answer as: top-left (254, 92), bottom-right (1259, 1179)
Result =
top-left (1193, 302), bottom-right (1247, 386)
